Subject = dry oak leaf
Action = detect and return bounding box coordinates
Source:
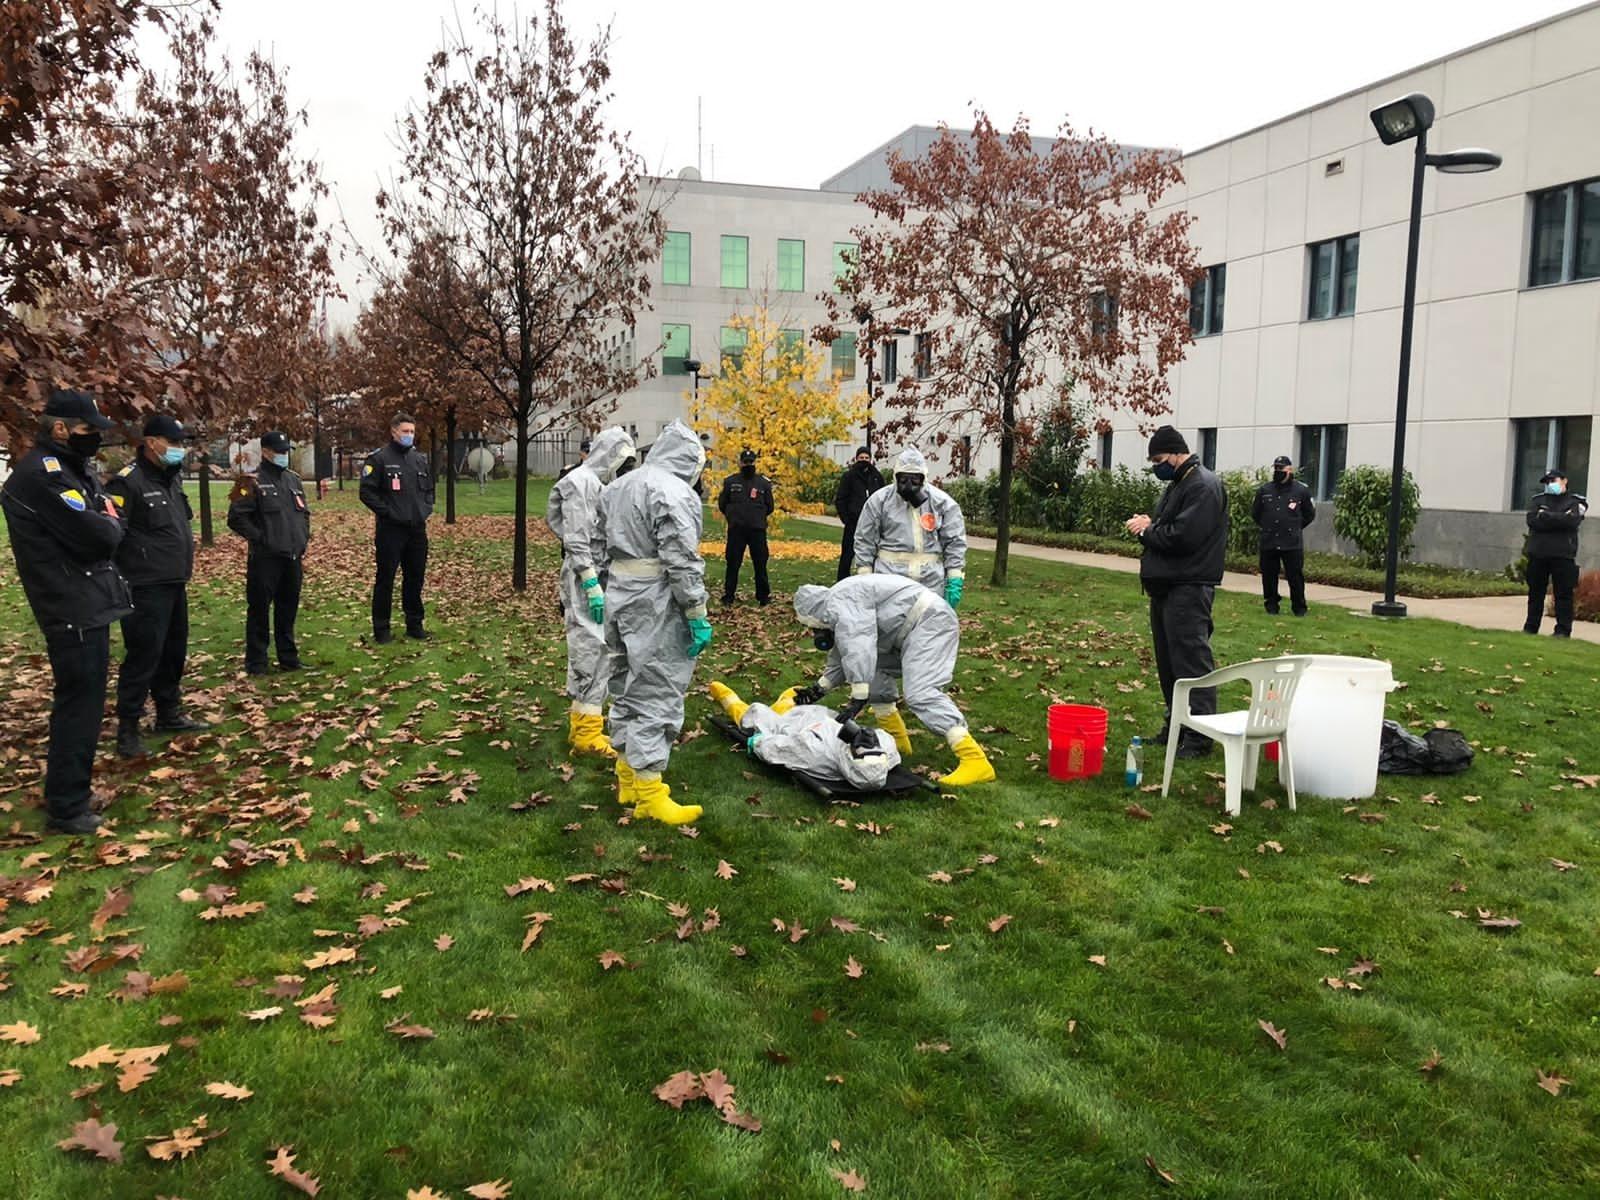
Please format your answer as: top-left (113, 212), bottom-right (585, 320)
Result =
top-left (466, 1182), bottom-right (512, 1200)
top-left (1479, 914), bottom-right (1523, 931)
top-left (598, 950), bottom-right (628, 971)
top-left (0, 1069), bottom-right (20, 1086)
top-left (987, 915), bottom-right (1012, 934)
top-left (844, 956), bottom-right (865, 979)
top-left (1125, 803), bottom-right (1153, 821)
top-left (407, 1189), bottom-right (450, 1200)
top-left (1257, 1019), bottom-right (1288, 1051)
top-left (0, 1021), bottom-right (40, 1046)
top-left (304, 946), bottom-right (357, 971)
top-left (1419, 1049), bottom-right (1444, 1077)
top-left (434, 933), bottom-right (455, 953)
top-left (834, 877), bottom-right (856, 892)
top-left (146, 1124), bottom-right (206, 1161)
top-left (268, 1144), bottom-right (321, 1196)
top-left (205, 1080), bottom-right (253, 1101)
top-left (58, 1117), bottom-right (123, 1164)
top-left (1087, 954), bottom-right (1108, 968)
top-left (117, 1060), bottom-right (158, 1093)
top-left (1145, 1155), bottom-right (1177, 1186)
top-left (652, 1069), bottom-right (705, 1110)
top-left (90, 887), bottom-right (131, 933)
top-left (1537, 1069), bottom-right (1571, 1097)
top-left (926, 870), bottom-right (952, 884)
top-left (242, 1006), bottom-right (284, 1022)
top-left (833, 1168), bottom-right (868, 1192)
top-left (70, 1044), bottom-right (119, 1069)
top-left (715, 859), bottom-right (738, 880)
top-left (386, 1016), bottom-right (436, 1040)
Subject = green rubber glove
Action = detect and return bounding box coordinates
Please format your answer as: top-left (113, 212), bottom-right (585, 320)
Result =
top-left (745, 732), bottom-right (764, 754)
top-left (687, 616), bottom-right (714, 657)
top-left (583, 577), bottom-right (605, 624)
top-left (945, 576), bottom-right (964, 608)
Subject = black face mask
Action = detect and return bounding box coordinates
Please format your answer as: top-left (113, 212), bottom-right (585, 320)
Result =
top-left (740, 464), bottom-right (755, 477)
top-left (67, 431), bottom-right (103, 458)
top-left (812, 628), bottom-right (835, 653)
top-left (896, 474), bottom-right (926, 504)
top-left (1272, 469), bottom-right (1288, 484)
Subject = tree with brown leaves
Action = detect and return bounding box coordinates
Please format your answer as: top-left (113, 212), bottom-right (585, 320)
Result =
top-left (822, 112), bottom-right (1198, 586)
top-left (372, 0), bottom-right (666, 589)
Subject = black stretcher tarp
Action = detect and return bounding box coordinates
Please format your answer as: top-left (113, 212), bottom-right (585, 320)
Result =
top-left (706, 714), bottom-right (937, 801)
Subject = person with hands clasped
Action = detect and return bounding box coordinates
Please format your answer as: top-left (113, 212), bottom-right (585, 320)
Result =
top-left (227, 430), bottom-right (311, 675)
top-left (361, 412), bottom-right (435, 643)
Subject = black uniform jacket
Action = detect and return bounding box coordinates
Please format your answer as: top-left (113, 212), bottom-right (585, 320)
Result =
top-left (718, 470), bottom-right (775, 529)
top-left (227, 460), bottom-right (311, 558)
top-left (1250, 478), bottom-right (1316, 552)
top-left (360, 442), bottom-right (435, 528)
top-left (1139, 456), bottom-right (1229, 589)
top-left (107, 454), bottom-right (195, 585)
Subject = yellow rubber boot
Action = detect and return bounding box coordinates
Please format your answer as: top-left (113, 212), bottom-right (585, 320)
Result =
top-left (708, 681), bottom-right (749, 724)
top-left (568, 709), bottom-right (616, 757)
top-left (615, 757), bottom-right (638, 807)
top-left (632, 772), bottom-right (703, 826)
top-left (771, 687), bottom-right (799, 715)
top-left (938, 729), bottom-right (997, 787)
top-left (873, 705), bottom-right (914, 755)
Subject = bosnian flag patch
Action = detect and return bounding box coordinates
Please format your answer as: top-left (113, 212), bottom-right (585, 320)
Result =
top-left (60, 488), bottom-right (87, 511)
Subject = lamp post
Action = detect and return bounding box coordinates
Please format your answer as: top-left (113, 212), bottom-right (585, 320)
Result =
top-left (1367, 93), bottom-right (1501, 618)
top-left (682, 358), bottom-right (705, 404)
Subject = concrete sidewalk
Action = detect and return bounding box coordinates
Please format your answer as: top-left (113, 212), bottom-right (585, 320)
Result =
top-left (801, 516), bottom-right (1599, 645)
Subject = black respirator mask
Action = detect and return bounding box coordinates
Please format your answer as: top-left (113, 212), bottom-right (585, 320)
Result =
top-left (895, 473), bottom-right (926, 505)
top-left (837, 718), bottom-right (883, 760)
top-left (1272, 468), bottom-right (1288, 484)
top-left (67, 431), bottom-right (104, 458)
top-left (615, 456), bottom-right (637, 478)
top-left (812, 628), bottom-right (835, 653)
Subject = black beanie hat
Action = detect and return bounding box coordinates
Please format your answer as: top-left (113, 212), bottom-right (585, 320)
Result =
top-left (1147, 425), bottom-right (1188, 456)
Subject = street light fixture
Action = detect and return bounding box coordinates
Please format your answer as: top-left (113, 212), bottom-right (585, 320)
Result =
top-left (682, 357), bottom-right (705, 403)
top-left (1366, 93), bottom-right (1501, 618)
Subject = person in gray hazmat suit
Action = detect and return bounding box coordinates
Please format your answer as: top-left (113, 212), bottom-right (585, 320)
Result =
top-left (544, 425), bottom-right (635, 757)
top-left (598, 419), bottom-right (714, 825)
top-left (853, 446), bottom-right (968, 604)
top-left (706, 680), bottom-right (899, 790)
top-left (775, 575), bottom-right (995, 787)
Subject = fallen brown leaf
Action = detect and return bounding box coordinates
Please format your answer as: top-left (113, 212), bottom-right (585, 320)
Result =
top-left (833, 1167), bottom-right (868, 1192)
top-left (205, 1080), bottom-right (253, 1101)
top-left (58, 1117), bottom-right (123, 1164)
top-left (268, 1144), bottom-right (321, 1196)
top-left (1257, 1019), bottom-right (1288, 1051)
top-left (987, 914), bottom-right (1012, 934)
top-left (1537, 1069), bottom-right (1571, 1097)
top-left (0, 1021), bottom-right (40, 1046)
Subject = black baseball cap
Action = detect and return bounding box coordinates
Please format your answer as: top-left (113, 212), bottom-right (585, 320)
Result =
top-left (261, 431), bottom-right (291, 453)
top-left (1540, 468), bottom-right (1567, 483)
top-left (44, 388), bottom-right (112, 430)
top-left (739, 448), bottom-right (757, 464)
top-left (1273, 455), bottom-right (1294, 468)
top-left (143, 414), bottom-right (187, 441)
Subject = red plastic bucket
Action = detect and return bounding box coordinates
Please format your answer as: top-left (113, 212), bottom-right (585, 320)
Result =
top-left (1264, 741), bottom-right (1280, 763)
top-left (1047, 704), bottom-right (1109, 780)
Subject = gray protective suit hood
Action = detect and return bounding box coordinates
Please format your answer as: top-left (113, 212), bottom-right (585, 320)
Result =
top-left (894, 447), bottom-right (928, 477)
top-left (587, 426), bottom-right (635, 484)
top-left (647, 420), bottom-right (706, 486)
top-left (794, 583), bottom-right (831, 629)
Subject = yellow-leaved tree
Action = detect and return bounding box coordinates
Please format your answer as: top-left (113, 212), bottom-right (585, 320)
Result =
top-left (690, 306), bottom-right (868, 533)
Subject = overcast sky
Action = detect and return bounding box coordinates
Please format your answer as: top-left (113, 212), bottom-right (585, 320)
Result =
top-left (148, 0), bottom-right (1581, 326)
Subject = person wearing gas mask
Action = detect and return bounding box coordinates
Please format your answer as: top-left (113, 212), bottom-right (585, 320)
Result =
top-left (717, 447), bottom-right (776, 606)
top-left (227, 430), bottom-right (311, 675)
top-left (545, 426), bottom-right (635, 755)
top-left (1125, 426), bottom-right (1227, 760)
top-left (598, 420), bottom-right (713, 825)
top-left (0, 389), bottom-right (131, 835)
top-left (1250, 454), bottom-right (1316, 616)
top-left (1524, 467), bottom-right (1588, 638)
top-left (360, 412), bottom-right (435, 643)
top-left (852, 446), bottom-right (967, 607)
top-left (832, 445), bottom-right (885, 580)
top-left (707, 680), bottom-right (900, 790)
top-left (773, 575), bottom-right (995, 787)
top-left (106, 414), bottom-right (207, 758)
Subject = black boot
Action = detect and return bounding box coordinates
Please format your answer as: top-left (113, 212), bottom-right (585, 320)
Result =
top-left (153, 709), bottom-right (209, 733)
top-left (116, 718), bottom-right (149, 759)
top-left (405, 625), bottom-right (430, 641)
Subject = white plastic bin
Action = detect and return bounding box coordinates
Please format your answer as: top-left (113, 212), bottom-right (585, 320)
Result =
top-left (1285, 656), bottom-right (1397, 800)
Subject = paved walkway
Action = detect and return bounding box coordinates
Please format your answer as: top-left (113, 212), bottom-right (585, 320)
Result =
top-left (800, 517), bottom-right (1599, 645)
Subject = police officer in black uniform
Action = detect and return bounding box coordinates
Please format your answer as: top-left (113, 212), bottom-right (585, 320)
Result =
top-left (832, 445), bottom-right (886, 580)
top-left (227, 430), bottom-right (310, 674)
top-left (718, 448), bottom-right (776, 605)
top-left (1250, 454), bottom-right (1317, 616)
top-left (106, 414), bottom-right (208, 756)
top-left (0, 389), bottom-right (132, 835)
top-left (360, 412), bottom-right (435, 642)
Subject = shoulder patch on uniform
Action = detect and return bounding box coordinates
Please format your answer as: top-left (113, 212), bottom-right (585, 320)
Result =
top-left (363, 463), bottom-right (373, 476)
top-left (42, 456), bottom-right (61, 473)
top-left (59, 488), bottom-right (86, 511)
top-left (110, 493), bottom-right (126, 508)
top-left (118, 463), bottom-right (136, 477)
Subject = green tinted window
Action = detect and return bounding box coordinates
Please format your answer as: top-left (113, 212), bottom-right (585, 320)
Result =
top-left (663, 231), bottom-right (690, 285)
top-left (720, 236), bottom-right (749, 289)
top-left (830, 332), bottom-right (857, 380)
top-left (777, 328), bottom-right (805, 360)
top-left (720, 325), bottom-right (748, 374)
top-left (832, 242), bottom-right (857, 287)
top-left (662, 323), bottom-right (690, 375)
top-left (777, 239), bottom-right (805, 292)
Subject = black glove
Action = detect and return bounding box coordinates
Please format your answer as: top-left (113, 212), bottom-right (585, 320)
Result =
top-left (793, 683), bottom-right (826, 707)
top-left (835, 697), bottom-right (867, 724)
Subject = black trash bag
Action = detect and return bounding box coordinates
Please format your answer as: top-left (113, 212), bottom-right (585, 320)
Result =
top-left (1378, 719), bottom-right (1474, 775)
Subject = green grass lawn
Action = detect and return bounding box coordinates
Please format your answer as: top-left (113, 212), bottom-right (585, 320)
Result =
top-left (1, 477), bottom-right (1598, 1198)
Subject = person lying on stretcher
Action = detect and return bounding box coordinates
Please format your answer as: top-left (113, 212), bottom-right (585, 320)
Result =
top-left (708, 681), bottom-right (900, 790)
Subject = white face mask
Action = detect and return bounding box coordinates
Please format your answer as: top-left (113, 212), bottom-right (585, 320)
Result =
top-left (268, 452), bottom-right (289, 468)
top-left (1545, 481), bottom-right (1564, 495)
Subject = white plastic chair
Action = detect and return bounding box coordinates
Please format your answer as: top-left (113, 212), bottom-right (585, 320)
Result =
top-left (1161, 656), bottom-right (1312, 816)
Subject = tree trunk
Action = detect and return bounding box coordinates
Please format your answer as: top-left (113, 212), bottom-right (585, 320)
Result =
top-left (198, 455), bottom-right (214, 547)
top-left (512, 411), bottom-right (530, 591)
top-left (336, 448), bottom-right (344, 489)
top-left (991, 392), bottom-right (1016, 588)
top-left (445, 404), bottom-right (457, 525)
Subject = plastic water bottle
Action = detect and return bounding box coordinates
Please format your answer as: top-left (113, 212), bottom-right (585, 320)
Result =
top-left (1124, 736), bottom-right (1144, 787)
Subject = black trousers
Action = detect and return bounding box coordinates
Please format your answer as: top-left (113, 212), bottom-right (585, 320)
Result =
top-left (1259, 547), bottom-right (1307, 614)
top-left (44, 626), bottom-right (111, 822)
top-left (374, 521), bottom-right (428, 633)
top-left (245, 553), bottom-right (303, 669)
top-left (1525, 555), bottom-right (1579, 635)
top-left (1149, 583), bottom-right (1217, 724)
top-left (723, 525), bottom-right (770, 602)
top-left (837, 519), bottom-right (858, 581)
top-left (117, 583), bottom-right (188, 720)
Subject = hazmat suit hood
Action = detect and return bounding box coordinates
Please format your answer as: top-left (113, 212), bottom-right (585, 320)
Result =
top-left (587, 426), bottom-right (635, 484)
top-left (894, 447), bottom-right (928, 478)
top-left (647, 420), bottom-right (706, 487)
top-left (793, 584), bottom-right (832, 629)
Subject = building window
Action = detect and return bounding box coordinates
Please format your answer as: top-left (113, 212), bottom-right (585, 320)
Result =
top-left (914, 332), bottom-right (932, 380)
top-left (1308, 234), bottom-right (1359, 319)
top-left (663, 231), bottom-right (690, 286)
top-left (1512, 416), bottom-right (1591, 505)
top-left (1297, 423), bottom-right (1347, 501)
top-left (1189, 264), bottom-right (1225, 336)
top-left (1528, 179), bottom-right (1600, 287)
top-left (832, 241), bottom-right (858, 287)
top-left (1097, 430), bottom-right (1112, 470)
top-left (1198, 427), bottom-right (1217, 471)
top-left (880, 339), bottom-right (898, 384)
top-left (720, 235), bottom-right (748, 289)
top-left (719, 325), bottom-right (747, 374)
top-left (777, 328), bottom-right (805, 363)
top-left (777, 239), bottom-right (805, 292)
top-left (830, 332), bottom-right (857, 380)
top-left (1090, 290), bottom-right (1118, 339)
top-left (662, 323), bottom-right (690, 375)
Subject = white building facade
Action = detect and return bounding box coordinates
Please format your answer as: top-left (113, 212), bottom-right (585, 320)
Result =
top-left (1105, 2), bottom-right (1600, 570)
